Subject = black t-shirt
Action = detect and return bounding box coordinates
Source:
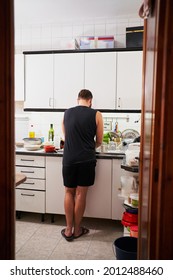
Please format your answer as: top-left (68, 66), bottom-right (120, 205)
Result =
top-left (63, 105), bottom-right (97, 166)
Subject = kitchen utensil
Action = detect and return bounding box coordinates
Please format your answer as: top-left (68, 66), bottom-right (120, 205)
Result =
top-left (123, 203), bottom-right (138, 214)
top-left (24, 144), bottom-right (41, 151)
top-left (122, 211), bottom-right (138, 224)
top-left (16, 142), bottom-right (24, 148)
top-left (130, 193), bottom-right (139, 207)
top-left (44, 145), bottom-right (56, 153)
top-left (130, 226), bottom-right (138, 238)
top-left (23, 137), bottom-right (42, 145)
top-left (121, 129), bottom-right (139, 139)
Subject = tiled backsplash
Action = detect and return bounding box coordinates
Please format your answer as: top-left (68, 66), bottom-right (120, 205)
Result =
top-left (15, 102), bottom-right (141, 142)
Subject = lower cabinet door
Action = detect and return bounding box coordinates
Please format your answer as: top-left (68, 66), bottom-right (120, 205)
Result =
top-left (84, 159), bottom-right (112, 219)
top-left (16, 189), bottom-right (45, 213)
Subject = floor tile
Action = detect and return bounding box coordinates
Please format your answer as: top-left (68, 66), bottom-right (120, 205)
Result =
top-left (15, 213), bottom-right (123, 260)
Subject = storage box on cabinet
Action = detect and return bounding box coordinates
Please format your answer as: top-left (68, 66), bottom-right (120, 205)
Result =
top-left (15, 155), bottom-right (46, 213)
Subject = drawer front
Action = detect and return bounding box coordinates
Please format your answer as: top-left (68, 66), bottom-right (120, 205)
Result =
top-left (16, 178), bottom-right (45, 190)
top-left (15, 189), bottom-right (45, 213)
top-left (16, 166), bottom-right (45, 179)
top-left (16, 155), bottom-right (45, 167)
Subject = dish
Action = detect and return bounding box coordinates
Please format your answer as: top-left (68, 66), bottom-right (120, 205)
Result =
top-left (23, 138), bottom-right (42, 145)
top-left (121, 129), bottom-right (139, 139)
top-left (25, 145), bottom-right (41, 151)
top-left (16, 142), bottom-right (24, 148)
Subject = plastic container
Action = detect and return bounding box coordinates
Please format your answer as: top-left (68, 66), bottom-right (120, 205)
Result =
top-left (130, 226), bottom-right (138, 238)
top-left (122, 211), bottom-right (138, 224)
top-left (44, 145), bottom-right (56, 153)
top-left (28, 124), bottom-right (35, 138)
top-left (130, 193), bottom-right (139, 207)
top-left (113, 236), bottom-right (137, 260)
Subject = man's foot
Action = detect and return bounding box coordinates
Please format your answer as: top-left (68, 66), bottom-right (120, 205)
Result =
top-left (61, 228), bottom-right (74, 241)
top-left (74, 227), bottom-right (89, 239)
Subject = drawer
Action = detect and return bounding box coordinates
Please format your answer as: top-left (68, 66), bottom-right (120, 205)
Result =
top-left (16, 166), bottom-right (45, 179)
top-left (16, 155), bottom-right (45, 167)
top-left (15, 189), bottom-right (45, 213)
top-left (16, 178), bottom-right (45, 190)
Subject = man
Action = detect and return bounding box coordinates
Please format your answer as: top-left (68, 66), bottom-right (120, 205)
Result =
top-left (61, 89), bottom-right (103, 241)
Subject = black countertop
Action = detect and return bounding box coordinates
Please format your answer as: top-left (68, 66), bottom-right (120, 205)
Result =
top-left (15, 148), bottom-right (125, 160)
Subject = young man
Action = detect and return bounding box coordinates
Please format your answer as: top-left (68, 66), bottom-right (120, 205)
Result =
top-left (61, 89), bottom-right (103, 241)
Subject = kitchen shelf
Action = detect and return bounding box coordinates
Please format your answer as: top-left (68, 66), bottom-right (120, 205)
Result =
top-left (121, 163), bottom-right (139, 173)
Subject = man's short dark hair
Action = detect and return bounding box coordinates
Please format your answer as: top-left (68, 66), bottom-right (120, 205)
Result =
top-left (78, 89), bottom-right (93, 100)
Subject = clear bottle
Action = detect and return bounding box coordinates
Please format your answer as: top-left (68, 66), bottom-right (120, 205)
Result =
top-left (48, 124), bottom-right (54, 143)
top-left (29, 124), bottom-right (35, 138)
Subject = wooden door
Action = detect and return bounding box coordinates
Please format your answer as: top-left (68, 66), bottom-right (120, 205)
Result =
top-left (139, 0), bottom-right (173, 259)
top-left (0, 0), bottom-right (15, 259)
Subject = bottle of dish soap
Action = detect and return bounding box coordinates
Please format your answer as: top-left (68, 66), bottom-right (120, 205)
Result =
top-left (48, 124), bottom-right (54, 143)
top-left (29, 124), bottom-right (35, 138)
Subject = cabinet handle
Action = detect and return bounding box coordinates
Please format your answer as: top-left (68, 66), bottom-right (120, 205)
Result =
top-left (23, 182), bottom-right (35, 185)
top-left (118, 97), bottom-right (121, 108)
top-left (21, 159), bottom-right (34, 162)
top-left (21, 193), bottom-right (35, 197)
top-left (21, 170), bottom-right (34, 174)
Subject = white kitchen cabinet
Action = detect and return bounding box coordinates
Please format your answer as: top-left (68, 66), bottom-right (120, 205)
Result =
top-left (24, 54), bottom-right (54, 108)
top-left (46, 156), bottom-right (65, 214)
top-left (84, 159), bottom-right (112, 219)
top-left (116, 51), bottom-right (142, 109)
top-left (46, 157), bottom-right (112, 219)
top-left (84, 52), bottom-right (117, 109)
top-left (15, 155), bottom-right (46, 214)
top-left (15, 54), bottom-right (24, 101)
top-left (54, 53), bottom-right (84, 108)
top-left (111, 159), bottom-right (124, 220)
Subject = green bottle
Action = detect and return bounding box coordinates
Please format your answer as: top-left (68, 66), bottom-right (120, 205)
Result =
top-left (48, 124), bottom-right (54, 143)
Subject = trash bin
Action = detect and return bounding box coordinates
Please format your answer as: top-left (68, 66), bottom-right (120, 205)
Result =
top-left (113, 236), bottom-right (137, 260)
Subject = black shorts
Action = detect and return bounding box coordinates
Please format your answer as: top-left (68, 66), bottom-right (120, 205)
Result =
top-left (62, 161), bottom-right (96, 188)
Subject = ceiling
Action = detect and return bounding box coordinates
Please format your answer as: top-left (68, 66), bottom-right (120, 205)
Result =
top-left (14, 0), bottom-right (142, 25)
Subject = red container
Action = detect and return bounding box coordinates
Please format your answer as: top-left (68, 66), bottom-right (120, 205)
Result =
top-left (122, 211), bottom-right (138, 224)
top-left (130, 226), bottom-right (138, 238)
top-left (44, 145), bottom-right (55, 153)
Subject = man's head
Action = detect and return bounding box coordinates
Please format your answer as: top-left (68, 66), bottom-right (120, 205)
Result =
top-left (77, 89), bottom-right (93, 107)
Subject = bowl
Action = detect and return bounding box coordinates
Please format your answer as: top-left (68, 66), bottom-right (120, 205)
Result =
top-left (122, 211), bottom-right (138, 224)
top-left (25, 144), bottom-right (41, 151)
top-left (16, 142), bottom-right (24, 148)
top-left (23, 137), bottom-right (42, 145)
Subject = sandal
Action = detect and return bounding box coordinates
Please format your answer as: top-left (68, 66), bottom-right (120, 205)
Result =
top-left (61, 228), bottom-right (74, 242)
top-left (74, 227), bottom-right (89, 239)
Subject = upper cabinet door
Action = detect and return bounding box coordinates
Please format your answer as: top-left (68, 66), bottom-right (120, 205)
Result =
top-left (116, 51), bottom-right (142, 110)
top-left (24, 54), bottom-right (54, 108)
top-left (84, 52), bottom-right (117, 109)
top-left (54, 53), bottom-right (84, 108)
top-left (15, 54), bottom-right (24, 101)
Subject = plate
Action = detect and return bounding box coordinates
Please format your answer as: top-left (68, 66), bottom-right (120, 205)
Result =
top-left (121, 129), bottom-right (139, 139)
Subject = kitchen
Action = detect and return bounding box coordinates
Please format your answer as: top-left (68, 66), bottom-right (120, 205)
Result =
top-left (13, 0), bottom-right (143, 260)
top-left (1, 0), bottom-right (173, 260)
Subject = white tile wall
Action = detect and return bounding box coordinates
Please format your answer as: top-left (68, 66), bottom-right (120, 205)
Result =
top-left (15, 102), bottom-right (141, 142)
top-left (15, 14), bottom-right (143, 53)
